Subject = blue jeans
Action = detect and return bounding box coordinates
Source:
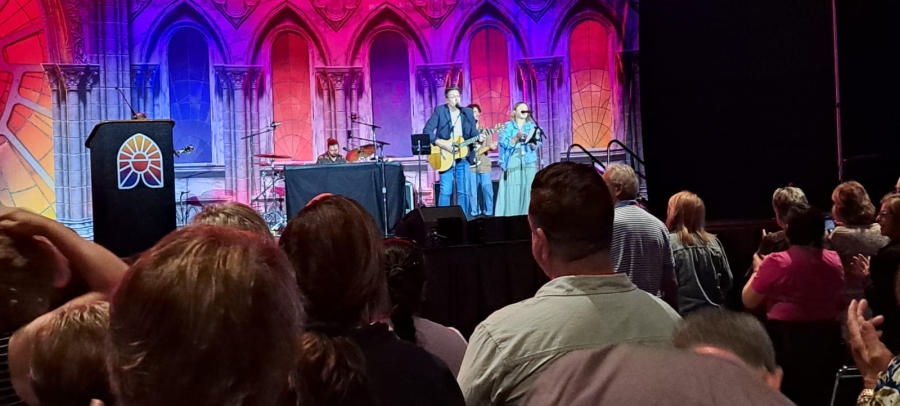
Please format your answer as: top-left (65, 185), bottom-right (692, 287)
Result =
top-left (438, 160), bottom-right (469, 214)
top-left (468, 170), bottom-right (493, 216)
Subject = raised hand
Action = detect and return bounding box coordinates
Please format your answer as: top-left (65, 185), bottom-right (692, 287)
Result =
top-left (0, 205), bottom-right (53, 237)
top-left (848, 299), bottom-right (894, 388)
top-left (851, 254), bottom-right (871, 277)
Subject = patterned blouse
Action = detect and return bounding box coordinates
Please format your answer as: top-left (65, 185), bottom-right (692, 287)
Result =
top-left (873, 356), bottom-right (900, 405)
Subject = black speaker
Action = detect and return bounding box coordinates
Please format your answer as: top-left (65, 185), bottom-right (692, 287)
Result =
top-left (468, 215), bottom-right (530, 244)
top-left (395, 206), bottom-right (468, 248)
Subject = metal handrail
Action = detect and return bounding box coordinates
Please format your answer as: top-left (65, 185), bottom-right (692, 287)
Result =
top-left (565, 144), bottom-right (607, 169)
top-left (606, 139), bottom-right (646, 181)
top-left (606, 139), bottom-right (645, 167)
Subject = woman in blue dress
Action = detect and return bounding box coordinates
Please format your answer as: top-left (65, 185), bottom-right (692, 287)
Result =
top-left (495, 102), bottom-right (541, 217)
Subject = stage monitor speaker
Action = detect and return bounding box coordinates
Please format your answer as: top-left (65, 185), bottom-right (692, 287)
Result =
top-left (395, 206), bottom-right (467, 248)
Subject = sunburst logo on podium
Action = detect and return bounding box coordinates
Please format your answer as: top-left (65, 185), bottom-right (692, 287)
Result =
top-left (117, 134), bottom-right (163, 189)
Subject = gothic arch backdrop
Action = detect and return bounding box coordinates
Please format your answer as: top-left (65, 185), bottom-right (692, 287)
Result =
top-left (0, 0), bottom-right (640, 233)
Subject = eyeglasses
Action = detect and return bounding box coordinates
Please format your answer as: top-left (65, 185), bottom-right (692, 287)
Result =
top-left (878, 211), bottom-right (893, 219)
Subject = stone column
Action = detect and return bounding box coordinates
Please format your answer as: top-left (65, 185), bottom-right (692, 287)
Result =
top-left (224, 67), bottom-right (251, 204)
top-left (215, 67), bottom-right (236, 198)
top-left (55, 64), bottom-right (95, 235)
top-left (518, 57), bottom-right (563, 167)
top-left (315, 69), bottom-right (334, 145)
top-left (247, 67), bottom-right (262, 198)
top-left (348, 69), bottom-right (361, 148)
top-left (142, 65), bottom-right (158, 118)
top-left (416, 67), bottom-right (434, 120)
top-left (325, 68), bottom-right (353, 148)
top-left (42, 65), bottom-right (66, 220)
top-left (84, 66), bottom-right (101, 218)
top-left (130, 65), bottom-right (143, 117)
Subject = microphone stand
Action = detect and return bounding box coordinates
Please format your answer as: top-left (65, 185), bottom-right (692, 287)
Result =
top-left (242, 125), bottom-right (277, 140)
top-left (529, 111), bottom-right (546, 170)
top-left (352, 118), bottom-right (391, 236)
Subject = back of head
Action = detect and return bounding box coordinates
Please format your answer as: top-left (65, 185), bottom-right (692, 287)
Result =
top-left (279, 195), bottom-right (383, 405)
top-left (672, 308), bottom-right (777, 374)
top-left (109, 226), bottom-right (303, 406)
top-left (832, 181), bottom-right (877, 226)
top-left (31, 300), bottom-right (113, 406)
top-left (279, 195), bottom-right (385, 325)
top-left (190, 202), bottom-right (272, 239)
top-left (603, 163), bottom-right (639, 201)
top-left (382, 238), bottom-right (426, 344)
top-left (772, 187), bottom-right (808, 222)
top-left (785, 204), bottom-right (825, 248)
top-left (0, 231), bottom-right (57, 332)
top-left (530, 162), bottom-right (614, 263)
top-left (666, 191), bottom-right (711, 246)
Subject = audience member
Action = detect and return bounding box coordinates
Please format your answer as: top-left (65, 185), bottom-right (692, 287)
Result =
top-left (382, 238), bottom-right (468, 377)
top-left (829, 182), bottom-right (888, 300)
top-left (672, 308), bottom-right (782, 389)
top-left (857, 193), bottom-right (900, 353)
top-left (755, 186), bottom-right (808, 261)
top-left (30, 300), bottom-right (112, 406)
top-left (280, 195), bottom-right (464, 406)
top-left (457, 162), bottom-right (681, 405)
top-left (522, 345), bottom-right (794, 406)
top-left (190, 201), bottom-right (273, 239)
top-left (743, 205), bottom-right (844, 406)
top-left (109, 226), bottom-right (304, 406)
top-left (0, 206), bottom-right (127, 406)
top-left (666, 191), bottom-right (733, 314)
top-left (603, 163), bottom-right (678, 308)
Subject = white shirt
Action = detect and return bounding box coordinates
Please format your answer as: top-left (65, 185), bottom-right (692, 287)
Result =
top-left (450, 109), bottom-right (462, 138)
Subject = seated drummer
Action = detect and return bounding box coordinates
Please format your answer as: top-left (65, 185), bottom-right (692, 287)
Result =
top-left (317, 138), bottom-right (347, 165)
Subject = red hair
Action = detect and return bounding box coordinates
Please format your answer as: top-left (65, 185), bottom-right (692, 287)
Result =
top-left (327, 138), bottom-right (339, 147)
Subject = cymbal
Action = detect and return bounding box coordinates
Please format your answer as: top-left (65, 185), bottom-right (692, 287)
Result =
top-left (255, 153), bottom-right (292, 159)
top-left (345, 144), bottom-right (377, 162)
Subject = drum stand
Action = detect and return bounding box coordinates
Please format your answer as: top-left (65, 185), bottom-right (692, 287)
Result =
top-left (251, 160), bottom-right (288, 234)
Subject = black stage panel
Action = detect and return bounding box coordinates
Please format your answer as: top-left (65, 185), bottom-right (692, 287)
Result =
top-left (641, 0), bottom-right (838, 219)
top-left (283, 163), bottom-right (406, 233)
top-left (420, 240), bottom-right (548, 339)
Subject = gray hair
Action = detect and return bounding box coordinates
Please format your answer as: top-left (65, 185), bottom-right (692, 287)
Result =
top-left (772, 187), bottom-right (807, 222)
top-left (605, 164), bottom-right (639, 200)
top-left (673, 308), bottom-right (778, 373)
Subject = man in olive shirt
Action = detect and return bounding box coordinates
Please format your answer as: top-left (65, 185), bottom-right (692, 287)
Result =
top-left (317, 138), bottom-right (346, 165)
top-left (456, 162), bottom-right (681, 406)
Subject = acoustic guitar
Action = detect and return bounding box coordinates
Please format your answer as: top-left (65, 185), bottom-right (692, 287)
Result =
top-left (428, 123), bottom-right (502, 172)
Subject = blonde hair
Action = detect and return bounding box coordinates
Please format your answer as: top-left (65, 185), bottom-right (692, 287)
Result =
top-left (31, 300), bottom-right (113, 406)
top-left (604, 163), bottom-right (639, 200)
top-left (191, 202), bottom-right (272, 239)
top-left (511, 102), bottom-right (533, 122)
top-left (772, 187), bottom-right (807, 222)
top-left (666, 191), bottom-right (712, 246)
top-left (110, 226), bottom-right (303, 406)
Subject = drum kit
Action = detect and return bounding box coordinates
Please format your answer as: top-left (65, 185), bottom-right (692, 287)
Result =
top-left (252, 152), bottom-right (292, 234)
top-left (250, 145), bottom-right (388, 234)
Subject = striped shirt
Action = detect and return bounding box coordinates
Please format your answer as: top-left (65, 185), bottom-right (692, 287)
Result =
top-left (610, 202), bottom-right (676, 299)
top-left (0, 332), bottom-right (24, 406)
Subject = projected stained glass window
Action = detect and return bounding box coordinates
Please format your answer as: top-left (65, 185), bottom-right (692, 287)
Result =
top-left (0, 0), bottom-right (55, 217)
top-left (369, 32), bottom-right (411, 157)
top-left (569, 20), bottom-right (614, 149)
top-left (167, 28), bottom-right (212, 163)
top-left (469, 27), bottom-right (510, 130)
top-left (271, 32), bottom-right (313, 161)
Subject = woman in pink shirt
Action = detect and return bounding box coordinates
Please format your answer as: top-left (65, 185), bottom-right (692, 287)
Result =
top-left (743, 204), bottom-right (844, 406)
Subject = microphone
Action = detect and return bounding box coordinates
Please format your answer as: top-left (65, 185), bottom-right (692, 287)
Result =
top-left (270, 122), bottom-right (281, 127)
top-left (347, 130), bottom-right (353, 139)
top-left (115, 87), bottom-right (146, 120)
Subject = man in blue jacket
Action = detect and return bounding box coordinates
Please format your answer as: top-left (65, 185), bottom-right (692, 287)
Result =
top-left (423, 86), bottom-right (481, 211)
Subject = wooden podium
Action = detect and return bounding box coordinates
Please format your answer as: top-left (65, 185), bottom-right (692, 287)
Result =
top-left (85, 119), bottom-right (176, 257)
